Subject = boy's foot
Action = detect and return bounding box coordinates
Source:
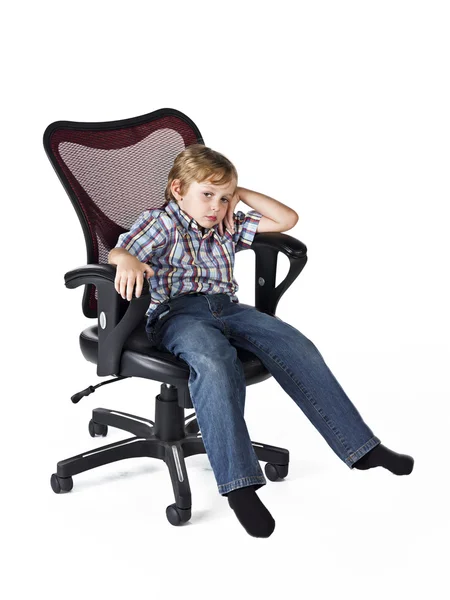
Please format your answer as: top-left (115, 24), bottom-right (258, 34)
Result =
top-left (227, 485), bottom-right (275, 538)
top-left (353, 443), bottom-right (414, 475)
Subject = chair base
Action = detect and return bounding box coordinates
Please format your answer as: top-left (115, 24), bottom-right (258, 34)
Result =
top-left (51, 383), bottom-right (290, 525)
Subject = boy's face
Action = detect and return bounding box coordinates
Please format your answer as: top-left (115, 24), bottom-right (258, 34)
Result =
top-left (171, 178), bottom-right (236, 231)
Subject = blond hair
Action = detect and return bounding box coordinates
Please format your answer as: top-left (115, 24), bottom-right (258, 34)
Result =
top-left (164, 144), bottom-right (238, 206)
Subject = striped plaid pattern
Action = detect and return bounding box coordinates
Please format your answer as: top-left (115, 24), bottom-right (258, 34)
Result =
top-left (114, 198), bottom-right (263, 320)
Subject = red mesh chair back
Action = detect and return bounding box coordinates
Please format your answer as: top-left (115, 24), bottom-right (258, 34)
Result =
top-left (43, 108), bottom-right (203, 318)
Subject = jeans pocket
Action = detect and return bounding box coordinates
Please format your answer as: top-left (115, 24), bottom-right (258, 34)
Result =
top-left (146, 303), bottom-right (172, 346)
top-left (157, 307), bottom-right (171, 321)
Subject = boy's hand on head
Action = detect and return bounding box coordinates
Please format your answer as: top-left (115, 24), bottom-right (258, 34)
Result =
top-left (218, 189), bottom-right (240, 236)
top-left (218, 219), bottom-right (227, 236)
top-left (114, 254), bottom-right (154, 301)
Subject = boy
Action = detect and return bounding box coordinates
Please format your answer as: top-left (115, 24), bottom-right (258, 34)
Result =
top-left (108, 144), bottom-right (414, 538)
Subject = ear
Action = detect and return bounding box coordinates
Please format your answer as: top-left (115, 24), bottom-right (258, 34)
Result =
top-left (171, 179), bottom-right (182, 201)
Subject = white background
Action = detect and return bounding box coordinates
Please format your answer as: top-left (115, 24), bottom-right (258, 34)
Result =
top-left (3, 1), bottom-right (449, 598)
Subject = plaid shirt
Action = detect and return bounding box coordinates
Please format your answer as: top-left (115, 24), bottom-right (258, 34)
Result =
top-left (114, 198), bottom-right (263, 320)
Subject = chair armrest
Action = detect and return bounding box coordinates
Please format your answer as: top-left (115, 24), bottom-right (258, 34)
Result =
top-left (248, 232), bottom-right (308, 315)
top-left (65, 264), bottom-right (150, 377)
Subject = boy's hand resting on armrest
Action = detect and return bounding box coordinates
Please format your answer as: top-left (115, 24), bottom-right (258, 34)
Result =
top-left (108, 248), bottom-right (154, 301)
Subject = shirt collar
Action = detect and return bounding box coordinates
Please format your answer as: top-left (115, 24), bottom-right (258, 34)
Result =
top-left (164, 198), bottom-right (223, 239)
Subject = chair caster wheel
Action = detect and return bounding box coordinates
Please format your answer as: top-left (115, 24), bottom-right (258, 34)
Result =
top-left (185, 418), bottom-right (200, 435)
top-left (166, 503), bottom-right (192, 526)
top-left (50, 473), bottom-right (73, 494)
top-left (265, 462), bottom-right (289, 481)
top-left (88, 419), bottom-right (108, 437)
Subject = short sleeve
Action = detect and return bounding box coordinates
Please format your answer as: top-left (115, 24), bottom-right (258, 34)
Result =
top-left (232, 209), bottom-right (263, 253)
top-left (114, 209), bottom-right (168, 263)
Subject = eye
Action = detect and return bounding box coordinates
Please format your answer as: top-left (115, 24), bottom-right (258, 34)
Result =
top-left (203, 192), bottom-right (229, 203)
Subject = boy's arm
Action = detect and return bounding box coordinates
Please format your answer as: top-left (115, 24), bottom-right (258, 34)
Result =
top-left (108, 247), bottom-right (154, 301)
top-left (108, 247), bottom-right (133, 265)
top-left (109, 210), bottom-right (166, 300)
top-left (237, 187), bottom-right (298, 233)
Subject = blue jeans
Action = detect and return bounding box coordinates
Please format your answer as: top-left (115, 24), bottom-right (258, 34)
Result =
top-left (145, 292), bottom-right (381, 496)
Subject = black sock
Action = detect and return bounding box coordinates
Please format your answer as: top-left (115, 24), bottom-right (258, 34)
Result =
top-left (353, 443), bottom-right (414, 475)
top-left (227, 485), bottom-right (275, 538)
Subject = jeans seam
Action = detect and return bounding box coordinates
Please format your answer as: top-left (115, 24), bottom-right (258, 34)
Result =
top-left (346, 437), bottom-right (381, 467)
top-left (203, 295), bottom-right (214, 314)
top-left (218, 476), bottom-right (267, 495)
top-left (220, 476), bottom-right (266, 487)
top-left (204, 294), bottom-right (224, 319)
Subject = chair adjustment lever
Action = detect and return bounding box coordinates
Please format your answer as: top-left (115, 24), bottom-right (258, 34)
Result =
top-left (71, 376), bottom-right (130, 404)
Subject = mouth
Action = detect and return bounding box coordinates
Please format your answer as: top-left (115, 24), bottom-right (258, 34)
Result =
top-left (205, 216), bottom-right (217, 221)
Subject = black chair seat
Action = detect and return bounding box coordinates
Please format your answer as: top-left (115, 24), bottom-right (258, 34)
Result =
top-left (80, 320), bottom-right (272, 408)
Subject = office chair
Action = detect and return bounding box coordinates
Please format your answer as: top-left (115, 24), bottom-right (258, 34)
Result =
top-left (44, 107), bottom-right (308, 526)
